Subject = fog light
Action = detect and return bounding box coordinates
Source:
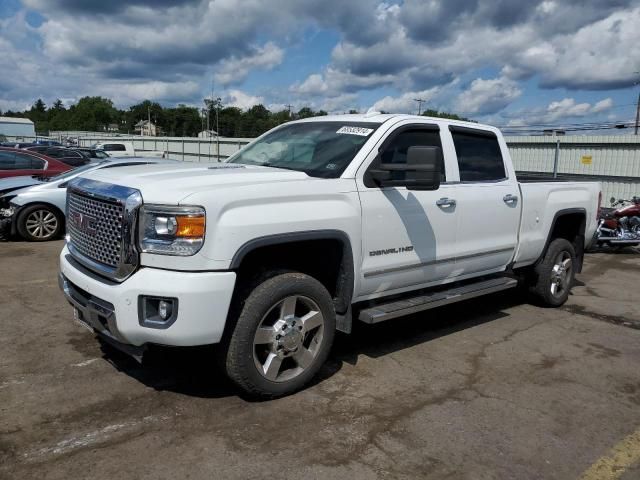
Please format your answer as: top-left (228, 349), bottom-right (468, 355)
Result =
top-left (158, 300), bottom-right (172, 320)
top-left (139, 296), bottom-right (178, 329)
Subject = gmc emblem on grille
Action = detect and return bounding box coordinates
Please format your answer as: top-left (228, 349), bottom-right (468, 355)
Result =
top-left (69, 211), bottom-right (98, 235)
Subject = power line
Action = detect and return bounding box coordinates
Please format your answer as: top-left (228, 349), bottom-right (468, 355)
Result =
top-left (413, 98), bottom-right (426, 115)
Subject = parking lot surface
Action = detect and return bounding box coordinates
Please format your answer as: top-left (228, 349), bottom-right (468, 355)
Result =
top-left (1, 241), bottom-right (640, 480)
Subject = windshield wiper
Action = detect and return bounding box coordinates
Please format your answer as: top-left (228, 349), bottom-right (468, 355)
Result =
top-left (257, 162), bottom-right (301, 172)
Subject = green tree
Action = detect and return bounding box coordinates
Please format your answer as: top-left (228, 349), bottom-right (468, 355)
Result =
top-left (422, 109), bottom-right (470, 121)
top-left (68, 96), bottom-right (118, 131)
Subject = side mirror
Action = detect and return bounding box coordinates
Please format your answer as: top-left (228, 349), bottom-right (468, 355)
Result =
top-left (369, 146), bottom-right (441, 191)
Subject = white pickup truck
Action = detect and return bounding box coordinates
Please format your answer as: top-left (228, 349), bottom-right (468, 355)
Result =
top-left (92, 141), bottom-right (165, 158)
top-left (59, 114), bottom-right (600, 397)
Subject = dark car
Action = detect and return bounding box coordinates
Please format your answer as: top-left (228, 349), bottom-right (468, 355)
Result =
top-left (34, 139), bottom-right (62, 146)
top-left (0, 147), bottom-right (71, 179)
top-left (74, 147), bottom-right (110, 160)
top-left (4, 142), bottom-right (38, 148)
top-left (23, 146), bottom-right (90, 167)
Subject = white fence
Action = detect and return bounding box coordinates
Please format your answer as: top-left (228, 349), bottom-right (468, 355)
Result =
top-left (505, 135), bottom-right (640, 201)
top-left (47, 131), bottom-right (253, 162)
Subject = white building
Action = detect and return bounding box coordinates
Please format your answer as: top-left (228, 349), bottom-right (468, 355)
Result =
top-left (0, 116), bottom-right (36, 138)
top-left (198, 129), bottom-right (218, 138)
top-left (134, 120), bottom-right (157, 137)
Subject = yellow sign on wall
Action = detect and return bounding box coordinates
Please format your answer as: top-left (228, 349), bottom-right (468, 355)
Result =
top-left (581, 155), bottom-right (593, 165)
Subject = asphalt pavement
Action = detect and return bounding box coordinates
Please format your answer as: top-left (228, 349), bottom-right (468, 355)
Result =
top-left (1, 240), bottom-right (640, 480)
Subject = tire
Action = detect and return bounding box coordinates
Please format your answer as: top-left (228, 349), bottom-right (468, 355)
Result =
top-left (224, 272), bottom-right (336, 399)
top-left (16, 204), bottom-right (64, 242)
top-left (530, 238), bottom-right (576, 307)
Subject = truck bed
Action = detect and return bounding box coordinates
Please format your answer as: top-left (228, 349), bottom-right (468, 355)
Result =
top-left (512, 179), bottom-right (600, 269)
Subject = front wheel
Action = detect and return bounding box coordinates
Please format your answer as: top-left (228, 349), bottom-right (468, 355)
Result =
top-left (224, 272), bottom-right (336, 398)
top-left (16, 204), bottom-right (64, 241)
top-left (530, 238), bottom-right (576, 307)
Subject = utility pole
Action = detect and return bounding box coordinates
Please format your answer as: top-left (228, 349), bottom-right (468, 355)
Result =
top-left (635, 91), bottom-right (640, 136)
top-left (215, 97), bottom-right (221, 161)
top-left (285, 104), bottom-right (293, 118)
top-left (413, 98), bottom-right (426, 115)
top-left (635, 71), bottom-right (640, 136)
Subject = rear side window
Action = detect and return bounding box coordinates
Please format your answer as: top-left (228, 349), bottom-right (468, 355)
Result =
top-left (11, 152), bottom-right (33, 169)
top-left (103, 144), bottom-right (126, 152)
top-left (29, 157), bottom-right (45, 169)
top-left (45, 148), bottom-right (64, 158)
top-left (451, 128), bottom-right (506, 182)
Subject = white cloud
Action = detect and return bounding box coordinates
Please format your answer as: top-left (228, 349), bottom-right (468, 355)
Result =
top-left (100, 81), bottom-right (201, 105)
top-left (224, 90), bottom-right (264, 110)
top-left (214, 42), bottom-right (284, 86)
top-left (505, 97), bottom-right (615, 126)
top-left (455, 76), bottom-right (522, 115)
top-left (372, 87), bottom-right (441, 114)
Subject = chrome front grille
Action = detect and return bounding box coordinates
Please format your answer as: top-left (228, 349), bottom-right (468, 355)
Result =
top-left (66, 178), bottom-right (142, 282)
top-left (67, 192), bottom-right (124, 267)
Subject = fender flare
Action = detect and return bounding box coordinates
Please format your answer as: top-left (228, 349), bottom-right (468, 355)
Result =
top-left (230, 229), bottom-right (355, 317)
top-left (536, 207), bottom-right (586, 272)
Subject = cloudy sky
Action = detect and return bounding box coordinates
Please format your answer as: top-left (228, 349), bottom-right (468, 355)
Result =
top-left (1, 0), bottom-right (639, 130)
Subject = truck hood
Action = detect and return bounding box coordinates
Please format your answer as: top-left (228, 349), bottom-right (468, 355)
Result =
top-left (80, 162), bottom-right (313, 204)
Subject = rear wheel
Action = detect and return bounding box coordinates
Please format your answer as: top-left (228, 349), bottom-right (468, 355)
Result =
top-left (224, 272), bottom-right (336, 398)
top-left (530, 238), bottom-right (576, 307)
top-left (17, 204), bottom-right (64, 241)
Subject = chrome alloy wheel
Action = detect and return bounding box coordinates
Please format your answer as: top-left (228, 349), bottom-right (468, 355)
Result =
top-left (253, 295), bottom-right (325, 382)
top-left (25, 209), bottom-right (58, 239)
top-left (550, 251), bottom-right (572, 297)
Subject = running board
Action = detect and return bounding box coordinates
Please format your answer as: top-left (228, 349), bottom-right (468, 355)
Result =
top-left (358, 277), bottom-right (518, 324)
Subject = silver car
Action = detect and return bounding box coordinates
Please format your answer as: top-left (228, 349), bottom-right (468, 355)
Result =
top-left (0, 157), bottom-right (176, 241)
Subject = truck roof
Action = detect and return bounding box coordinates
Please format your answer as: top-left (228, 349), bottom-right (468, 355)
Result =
top-left (291, 113), bottom-right (492, 131)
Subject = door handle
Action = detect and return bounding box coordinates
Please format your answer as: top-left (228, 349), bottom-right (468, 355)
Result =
top-left (436, 197), bottom-right (456, 207)
top-left (503, 194), bottom-right (518, 204)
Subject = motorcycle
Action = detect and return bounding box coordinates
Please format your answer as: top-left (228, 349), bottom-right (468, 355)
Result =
top-left (595, 196), bottom-right (640, 248)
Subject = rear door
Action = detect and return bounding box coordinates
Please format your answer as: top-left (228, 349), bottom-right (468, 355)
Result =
top-left (356, 122), bottom-right (459, 298)
top-left (447, 126), bottom-right (520, 276)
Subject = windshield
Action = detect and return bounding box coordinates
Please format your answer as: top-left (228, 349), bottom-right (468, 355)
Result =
top-left (49, 161), bottom-right (106, 181)
top-left (227, 122), bottom-right (379, 178)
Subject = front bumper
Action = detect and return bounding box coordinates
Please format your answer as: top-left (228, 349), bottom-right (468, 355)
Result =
top-left (0, 206), bottom-right (15, 239)
top-left (59, 245), bottom-right (236, 347)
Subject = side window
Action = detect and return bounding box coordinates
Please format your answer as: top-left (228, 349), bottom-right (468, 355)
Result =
top-left (0, 151), bottom-right (16, 169)
top-left (450, 128), bottom-right (506, 182)
top-left (30, 157), bottom-right (46, 169)
top-left (12, 153), bottom-right (33, 169)
top-left (103, 144), bottom-right (126, 152)
top-left (45, 148), bottom-right (64, 158)
top-left (376, 128), bottom-right (445, 183)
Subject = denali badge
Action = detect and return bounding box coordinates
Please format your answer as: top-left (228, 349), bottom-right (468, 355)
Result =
top-left (369, 245), bottom-right (414, 256)
top-left (69, 211), bottom-right (98, 235)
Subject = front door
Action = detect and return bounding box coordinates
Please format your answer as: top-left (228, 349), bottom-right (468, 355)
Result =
top-left (356, 124), bottom-right (458, 299)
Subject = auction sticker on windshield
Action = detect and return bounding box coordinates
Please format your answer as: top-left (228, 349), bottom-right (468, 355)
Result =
top-left (336, 126), bottom-right (374, 136)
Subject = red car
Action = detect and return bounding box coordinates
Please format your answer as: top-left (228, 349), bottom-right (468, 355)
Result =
top-left (0, 147), bottom-right (72, 179)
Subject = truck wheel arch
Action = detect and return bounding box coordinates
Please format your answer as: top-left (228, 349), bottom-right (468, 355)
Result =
top-left (229, 229), bottom-right (355, 321)
top-left (537, 208), bottom-right (586, 273)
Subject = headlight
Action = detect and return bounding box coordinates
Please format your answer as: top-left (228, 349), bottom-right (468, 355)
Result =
top-left (139, 205), bottom-right (205, 256)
